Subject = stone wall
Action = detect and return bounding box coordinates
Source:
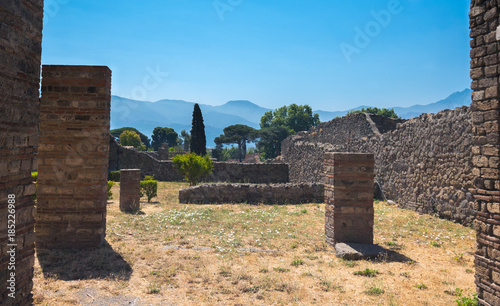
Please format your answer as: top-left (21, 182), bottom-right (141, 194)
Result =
top-left (0, 1), bottom-right (43, 304)
top-left (37, 65), bottom-right (111, 249)
top-left (282, 107), bottom-right (475, 224)
top-left (109, 137), bottom-right (289, 183)
top-left (469, 1), bottom-right (500, 305)
top-left (179, 183), bottom-right (324, 204)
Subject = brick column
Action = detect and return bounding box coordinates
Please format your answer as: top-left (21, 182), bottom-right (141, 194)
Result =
top-left (470, 1), bottom-right (500, 304)
top-left (37, 65), bottom-right (111, 249)
top-left (120, 169), bottom-right (141, 212)
top-left (0, 1), bottom-right (43, 304)
top-left (324, 153), bottom-right (375, 245)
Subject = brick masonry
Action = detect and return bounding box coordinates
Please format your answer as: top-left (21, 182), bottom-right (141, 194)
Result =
top-left (37, 65), bottom-right (111, 249)
top-left (324, 153), bottom-right (375, 246)
top-left (120, 169), bottom-right (141, 212)
top-left (469, 1), bottom-right (500, 305)
top-left (0, 0), bottom-right (43, 304)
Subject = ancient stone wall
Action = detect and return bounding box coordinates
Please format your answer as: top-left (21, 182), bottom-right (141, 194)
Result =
top-left (120, 169), bottom-right (141, 212)
top-left (324, 153), bottom-right (375, 245)
top-left (37, 65), bottom-right (111, 249)
top-left (0, 1), bottom-right (43, 303)
top-left (282, 107), bottom-right (475, 224)
top-left (469, 1), bottom-right (500, 304)
top-left (179, 183), bottom-right (323, 204)
top-left (109, 137), bottom-right (289, 183)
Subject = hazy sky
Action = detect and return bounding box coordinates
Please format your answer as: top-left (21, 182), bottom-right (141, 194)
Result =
top-left (42, 0), bottom-right (471, 111)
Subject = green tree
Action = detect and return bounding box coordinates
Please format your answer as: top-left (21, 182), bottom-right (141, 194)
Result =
top-left (256, 126), bottom-right (293, 159)
top-left (111, 127), bottom-right (151, 148)
top-left (119, 130), bottom-right (142, 149)
top-left (347, 107), bottom-right (401, 119)
top-left (173, 153), bottom-right (213, 186)
top-left (260, 104), bottom-right (320, 133)
top-left (190, 103), bottom-right (206, 156)
top-left (214, 124), bottom-right (257, 162)
top-left (180, 130), bottom-right (191, 152)
top-left (151, 127), bottom-right (180, 150)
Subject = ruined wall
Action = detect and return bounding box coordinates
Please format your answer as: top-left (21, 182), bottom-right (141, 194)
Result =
top-left (37, 65), bottom-right (111, 249)
top-left (0, 1), bottom-right (43, 303)
top-left (179, 183), bottom-right (323, 204)
top-left (109, 137), bottom-right (289, 183)
top-left (282, 107), bottom-right (475, 224)
top-left (469, 1), bottom-right (500, 304)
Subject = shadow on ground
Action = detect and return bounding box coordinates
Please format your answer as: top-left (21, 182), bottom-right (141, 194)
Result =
top-left (36, 240), bottom-right (132, 281)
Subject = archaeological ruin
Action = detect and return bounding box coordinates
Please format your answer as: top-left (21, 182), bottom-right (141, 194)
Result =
top-left (0, 0), bottom-right (498, 304)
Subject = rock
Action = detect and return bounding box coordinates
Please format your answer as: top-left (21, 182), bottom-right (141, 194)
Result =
top-left (334, 243), bottom-right (388, 260)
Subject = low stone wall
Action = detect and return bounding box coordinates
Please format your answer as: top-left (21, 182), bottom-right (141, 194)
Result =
top-left (282, 107), bottom-right (476, 225)
top-left (109, 137), bottom-right (289, 183)
top-left (179, 183), bottom-right (324, 204)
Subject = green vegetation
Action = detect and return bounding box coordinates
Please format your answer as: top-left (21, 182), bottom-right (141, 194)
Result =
top-left (111, 127), bottom-right (151, 149)
top-left (190, 103), bottom-right (206, 156)
top-left (107, 181), bottom-right (115, 200)
top-left (151, 127), bottom-right (181, 150)
top-left (365, 286), bottom-right (385, 295)
top-left (347, 107), bottom-right (401, 119)
top-left (455, 293), bottom-right (478, 306)
top-left (140, 179), bottom-right (158, 203)
top-left (119, 130), bottom-right (144, 150)
top-left (354, 268), bottom-right (379, 277)
top-left (260, 104), bottom-right (320, 133)
top-left (31, 171), bottom-right (38, 182)
top-left (214, 124), bottom-right (257, 162)
top-left (108, 171), bottom-right (120, 182)
top-left (172, 153), bottom-right (213, 186)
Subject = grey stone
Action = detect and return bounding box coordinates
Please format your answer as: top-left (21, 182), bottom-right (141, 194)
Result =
top-left (237, 248), bottom-right (279, 253)
top-left (334, 243), bottom-right (387, 260)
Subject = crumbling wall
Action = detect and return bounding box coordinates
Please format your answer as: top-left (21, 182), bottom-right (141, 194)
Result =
top-left (469, 0), bottom-right (500, 304)
top-left (0, 1), bottom-right (43, 304)
top-left (282, 107), bottom-right (475, 224)
top-left (109, 137), bottom-right (289, 183)
top-left (179, 183), bottom-right (323, 204)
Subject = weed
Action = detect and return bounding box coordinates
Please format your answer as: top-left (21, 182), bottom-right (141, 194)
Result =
top-left (291, 259), bottom-right (304, 266)
top-left (400, 272), bottom-right (410, 278)
top-left (455, 293), bottom-right (478, 306)
top-left (465, 269), bottom-right (474, 274)
top-left (415, 283), bottom-right (428, 290)
top-left (354, 268), bottom-right (379, 277)
top-left (319, 278), bottom-right (342, 292)
top-left (259, 268), bottom-right (269, 273)
top-left (444, 288), bottom-right (463, 296)
top-left (340, 259), bottom-right (356, 268)
top-left (366, 286), bottom-right (384, 295)
top-left (430, 241), bottom-right (442, 248)
top-left (147, 282), bottom-right (160, 294)
top-left (273, 267), bottom-right (290, 273)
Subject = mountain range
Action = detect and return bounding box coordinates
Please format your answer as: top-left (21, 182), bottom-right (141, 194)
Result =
top-left (111, 88), bottom-right (472, 147)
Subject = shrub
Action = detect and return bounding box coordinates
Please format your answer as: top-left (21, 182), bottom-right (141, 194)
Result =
top-left (140, 180), bottom-right (158, 203)
top-left (107, 181), bottom-right (115, 200)
top-left (108, 171), bottom-right (120, 182)
top-left (172, 153), bottom-right (213, 186)
top-left (31, 172), bottom-right (38, 182)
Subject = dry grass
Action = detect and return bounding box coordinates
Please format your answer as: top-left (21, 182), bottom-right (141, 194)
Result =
top-left (33, 182), bottom-right (476, 305)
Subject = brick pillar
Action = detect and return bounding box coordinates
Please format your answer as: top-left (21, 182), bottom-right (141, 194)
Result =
top-left (324, 153), bottom-right (375, 245)
top-left (120, 169), bottom-right (141, 212)
top-left (37, 65), bottom-right (111, 249)
top-left (0, 1), bottom-right (43, 304)
top-left (470, 1), bottom-right (500, 305)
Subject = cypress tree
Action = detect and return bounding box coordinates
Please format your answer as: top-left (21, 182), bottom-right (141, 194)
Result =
top-left (190, 103), bottom-right (206, 155)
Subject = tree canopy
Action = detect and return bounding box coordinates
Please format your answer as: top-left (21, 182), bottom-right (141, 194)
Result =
top-left (111, 127), bottom-right (150, 148)
top-left (260, 104), bottom-right (320, 133)
top-left (347, 107), bottom-right (401, 119)
top-left (214, 124), bottom-right (257, 162)
top-left (255, 126), bottom-right (293, 160)
top-left (190, 103), bottom-right (207, 156)
top-left (180, 130), bottom-right (191, 152)
top-left (151, 127), bottom-right (180, 150)
top-left (119, 130), bottom-right (142, 149)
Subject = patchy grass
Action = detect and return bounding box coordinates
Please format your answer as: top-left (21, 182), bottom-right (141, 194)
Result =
top-left (33, 182), bottom-right (476, 305)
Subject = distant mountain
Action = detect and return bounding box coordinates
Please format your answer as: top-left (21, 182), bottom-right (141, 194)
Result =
top-left (315, 89), bottom-right (472, 121)
top-left (111, 89), bottom-right (472, 147)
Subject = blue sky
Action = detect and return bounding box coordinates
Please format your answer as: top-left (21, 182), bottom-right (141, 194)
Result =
top-left (42, 0), bottom-right (471, 111)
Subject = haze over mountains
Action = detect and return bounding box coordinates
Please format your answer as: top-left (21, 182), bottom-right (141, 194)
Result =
top-left (111, 89), bottom-right (472, 147)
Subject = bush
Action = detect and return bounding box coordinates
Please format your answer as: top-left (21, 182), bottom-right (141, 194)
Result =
top-left (140, 180), bottom-right (158, 203)
top-left (108, 171), bottom-right (120, 182)
top-left (172, 153), bottom-right (213, 186)
top-left (107, 181), bottom-right (115, 200)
